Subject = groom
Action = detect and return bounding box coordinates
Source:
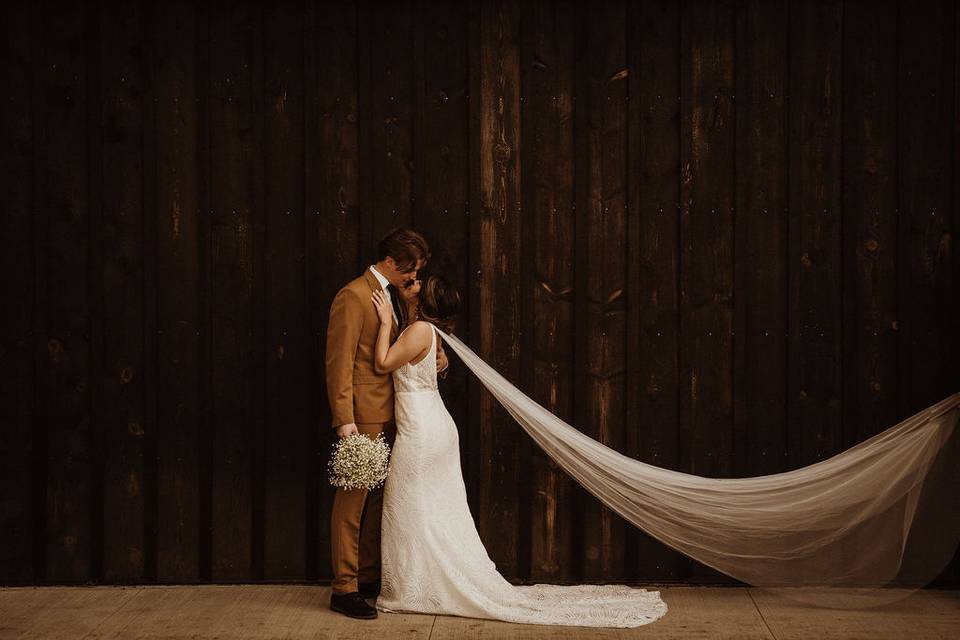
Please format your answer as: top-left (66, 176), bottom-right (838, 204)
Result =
top-left (325, 227), bottom-right (448, 619)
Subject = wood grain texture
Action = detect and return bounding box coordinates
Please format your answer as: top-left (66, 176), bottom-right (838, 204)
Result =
top-left (208, 0), bottom-right (259, 580)
top-left (679, 0), bottom-right (736, 480)
top-left (0, 0), bottom-right (36, 585)
top-left (955, 0), bottom-right (960, 406)
top-left (307, 0), bottom-right (361, 580)
top-left (465, 0), bottom-right (483, 523)
top-left (573, 0), bottom-right (629, 582)
top-left (679, 0), bottom-right (736, 583)
top-left (520, 0), bottom-right (576, 582)
top-left (262, 1), bottom-right (307, 580)
top-left (732, 0), bottom-right (789, 480)
top-left (34, 0), bottom-right (95, 582)
top-left (949, 0), bottom-right (960, 588)
top-left (897, 0), bottom-right (956, 418)
top-left (152, 0), bottom-right (202, 583)
top-left (473, 0), bottom-right (523, 578)
top-left (897, 2), bottom-right (958, 586)
top-left (841, 0), bottom-right (898, 448)
top-left (99, 0), bottom-right (146, 583)
top-left (361, 0), bottom-right (414, 249)
top-left (787, 0), bottom-right (843, 470)
top-left (627, 0), bottom-right (685, 583)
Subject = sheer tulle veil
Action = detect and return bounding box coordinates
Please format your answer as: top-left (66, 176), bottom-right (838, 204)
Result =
top-left (432, 324), bottom-right (960, 609)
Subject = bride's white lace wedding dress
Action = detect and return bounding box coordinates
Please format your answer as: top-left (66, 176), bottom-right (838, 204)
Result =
top-left (376, 321), bottom-right (668, 627)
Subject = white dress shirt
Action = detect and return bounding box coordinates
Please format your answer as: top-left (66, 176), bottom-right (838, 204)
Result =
top-left (369, 264), bottom-right (399, 326)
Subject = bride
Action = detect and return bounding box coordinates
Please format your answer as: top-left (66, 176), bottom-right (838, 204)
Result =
top-left (369, 275), bottom-right (668, 628)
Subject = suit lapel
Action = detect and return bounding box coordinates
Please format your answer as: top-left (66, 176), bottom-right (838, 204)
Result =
top-left (362, 267), bottom-right (382, 294)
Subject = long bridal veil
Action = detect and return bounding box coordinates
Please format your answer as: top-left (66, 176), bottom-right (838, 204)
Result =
top-left (434, 327), bottom-right (960, 609)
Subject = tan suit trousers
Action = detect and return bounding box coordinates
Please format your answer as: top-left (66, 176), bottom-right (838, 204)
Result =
top-left (330, 420), bottom-right (396, 594)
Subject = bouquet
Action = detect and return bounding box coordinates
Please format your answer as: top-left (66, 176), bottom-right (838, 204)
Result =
top-left (327, 432), bottom-right (391, 491)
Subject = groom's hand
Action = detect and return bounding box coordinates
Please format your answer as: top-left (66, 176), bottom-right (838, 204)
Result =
top-left (436, 345), bottom-right (449, 377)
top-left (336, 423), bottom-right (358, 438)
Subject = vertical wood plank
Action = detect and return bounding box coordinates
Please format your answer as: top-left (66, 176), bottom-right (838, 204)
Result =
top-left (153, 0), bottom-right (202, 583)
top-left (35, 0), bottom-right (95, 582)
top-left (262, 0), bottom-right (307, 580)
top-left (836, 0), bottom-right (899, 578)
top-left (412, 0), bottom-right (472, 529)
top-left (841, 0), bottom-right (898, 447)
top-left (87, 0), bottom-right (107, 585)
top-left (196, 0), bottom-right (215, 582)
top-left (573, 0), bottom-right (629, 582)
top-left (627, 0), bottom-right (685, 581)
top-left (250, 2), bottom-right (267, 580)
top-left (359, 0), bottom-right (414, 254)
top-left (679, 0), bottom-right (736, 582)
top-left (520, 0), bottom-right (576, 583)
top-left (466, 0), bottom-right (483, 517)
top-left (208, 0), bottom-right (259, 580)
top-left (787, 0), bottom-right (843, 469)
top-left (473, 0), bottom-right (523, 579)
top-left (412, 0), bottom-right (470, 281)
top-left (99, 0), bottom-right (146, 582)
top-left (948, 0), bottom-right (960, 587)
top-left (733, 0), bottom-right (789, 478)
top-left (140, 0), bottom-right (158, 584)
top-left (897, 0), bottom-right (955, 416)
top-left (307, 0), bottom-right (361, 580)
top-left (679, 0), bottom-right (736, 477)
top-left (954, 0), bottom-right (960, 414)
top-left (0, 1), bottom-right (36, 584)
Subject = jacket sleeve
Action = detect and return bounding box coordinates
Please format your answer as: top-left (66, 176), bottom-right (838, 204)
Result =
top-left (325, 287), bottom-right (364, 428)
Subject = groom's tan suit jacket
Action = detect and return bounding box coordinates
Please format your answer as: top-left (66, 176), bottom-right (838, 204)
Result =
top-left (325, 268), bottom-right (400, 428)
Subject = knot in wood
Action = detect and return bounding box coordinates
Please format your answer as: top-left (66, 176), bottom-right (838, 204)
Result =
top-left (493, 141), bottom-right (512, 164)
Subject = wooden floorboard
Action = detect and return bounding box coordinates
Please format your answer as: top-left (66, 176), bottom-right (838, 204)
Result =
top-left (0, 585), bottom-right (956, 639)
top-left (0, 586), bottom-right (141, 639)
top-left (750, 587), bottom-right (960, 640)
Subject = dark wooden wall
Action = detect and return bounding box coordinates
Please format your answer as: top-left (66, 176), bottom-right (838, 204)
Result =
top-left (2, 0), bottom-right (958, 586)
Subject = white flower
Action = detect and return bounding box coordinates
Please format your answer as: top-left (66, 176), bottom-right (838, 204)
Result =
top-left (327, 432), bottom-right (391, 491)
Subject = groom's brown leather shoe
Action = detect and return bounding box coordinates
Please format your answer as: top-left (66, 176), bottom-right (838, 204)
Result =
top-left (330, 591), bottom-right (378, 619)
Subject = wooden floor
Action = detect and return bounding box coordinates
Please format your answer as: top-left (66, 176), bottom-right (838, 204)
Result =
top-left (1, 584), bottom-right (957, 639)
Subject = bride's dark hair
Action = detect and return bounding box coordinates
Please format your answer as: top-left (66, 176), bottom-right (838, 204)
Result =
top-left (416, 274), bottom-right (460, 334)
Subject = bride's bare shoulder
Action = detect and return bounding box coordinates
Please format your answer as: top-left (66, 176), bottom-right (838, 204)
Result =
top-left (400, 320), bottom-right (433, 342)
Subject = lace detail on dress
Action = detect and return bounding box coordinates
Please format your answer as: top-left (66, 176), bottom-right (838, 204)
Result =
top-left (392, 323), bottom-right (438, 393)
top-left (377, 322), bottom-right (668, 628)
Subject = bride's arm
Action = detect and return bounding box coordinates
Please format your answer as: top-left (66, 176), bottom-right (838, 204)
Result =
top-left (371, 290), bottom-right (431, 373)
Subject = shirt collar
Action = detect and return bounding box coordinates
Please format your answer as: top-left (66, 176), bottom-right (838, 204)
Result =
top-left (368, 264), bottom-right (390, 291)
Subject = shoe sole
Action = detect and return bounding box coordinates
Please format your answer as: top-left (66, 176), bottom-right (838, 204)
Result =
top-left (330, 602), bottom-right (378, 619)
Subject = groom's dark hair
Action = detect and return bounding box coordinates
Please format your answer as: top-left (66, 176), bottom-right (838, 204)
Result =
top-left (378, 227), bottom-right (431, 272)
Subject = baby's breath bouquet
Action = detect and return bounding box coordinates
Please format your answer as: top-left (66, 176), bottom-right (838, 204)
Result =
top-left (327, 432), bottom-right (391, 491)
